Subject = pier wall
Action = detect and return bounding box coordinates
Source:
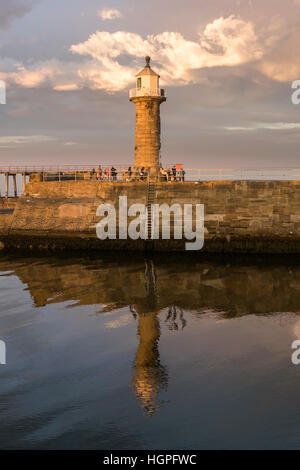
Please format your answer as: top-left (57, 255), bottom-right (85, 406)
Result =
top-left (1, 180), bottom-right (300, 252)
top-left (0, 198), bottom-right (18, 240)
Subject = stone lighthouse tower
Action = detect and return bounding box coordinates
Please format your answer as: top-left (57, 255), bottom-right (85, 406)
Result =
top-left (129, 56), bottom-right (166, 176)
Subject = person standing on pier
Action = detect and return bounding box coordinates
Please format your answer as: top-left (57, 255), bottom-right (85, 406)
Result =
top-left (172, 166), bottom-right (177, 181)
top-left (97, 166), bottom-right (103, 181)
top-left (104, 168), bottom-right (109, 181)
top-left (111, 166), bottom-right (117, 181)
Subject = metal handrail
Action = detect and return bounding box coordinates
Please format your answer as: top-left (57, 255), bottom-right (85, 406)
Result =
top-left (1, 166), bottom-right (300, 181)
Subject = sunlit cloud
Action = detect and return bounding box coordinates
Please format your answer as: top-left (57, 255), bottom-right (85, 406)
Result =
top-left (70, 15), bottom-right (262, 91)
top-left (53, 84), bottom-right (79, 91)
top-left (0, 58), bottom-right (81, 90)
top-left (225, 123), bottom-right (300, 131)
top-left (0, 13), bottom-right (297, 93)
top-left (98, 8), bottom-right (122, 21)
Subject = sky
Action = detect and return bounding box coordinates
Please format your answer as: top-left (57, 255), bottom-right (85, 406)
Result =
top-left (0, 0), bottom-right (299, 168)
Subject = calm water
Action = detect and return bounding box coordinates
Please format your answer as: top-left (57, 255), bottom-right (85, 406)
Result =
top-left (1, 252), bottom-right (300, 449)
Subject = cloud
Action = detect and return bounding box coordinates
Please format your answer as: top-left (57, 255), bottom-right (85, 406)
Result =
top-left (152, 15), bottom-right (262, 82)
top-left (0, 0), bottom-right (35, 29)
top-left (0, 58), bottom-right (80, 90)
top-left (225, 123), bottom-right (300, 131)
top-left (69, 15), bottom-right (263, 91)
top-left (53, 83), bottom-right (79, 91)
top-left (259, 25), bottom-right (300, 82)
top-left (0, 135), bottom-right (56, 148)
top-left (98, 8), bottom-right (122, 21)
top-left (1, 14), bottom-right (296, 94)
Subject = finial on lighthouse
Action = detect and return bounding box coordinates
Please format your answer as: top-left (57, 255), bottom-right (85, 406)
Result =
top-left (145, 56), bottom-right (151, 67)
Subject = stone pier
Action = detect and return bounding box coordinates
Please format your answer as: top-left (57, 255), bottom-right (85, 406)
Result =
top-left (1, 180), bottom-right (300, 253)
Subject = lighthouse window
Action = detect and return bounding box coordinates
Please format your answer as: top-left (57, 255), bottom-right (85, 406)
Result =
top-left (137, 77), bottom-right (142, 89)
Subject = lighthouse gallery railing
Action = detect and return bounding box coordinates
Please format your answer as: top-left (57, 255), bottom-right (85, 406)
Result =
top-left (129, 88), bottom-right (166, 98)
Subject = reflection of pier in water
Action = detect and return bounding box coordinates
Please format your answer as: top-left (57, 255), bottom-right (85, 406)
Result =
top-left (1, 254), bottom-right (300, 414)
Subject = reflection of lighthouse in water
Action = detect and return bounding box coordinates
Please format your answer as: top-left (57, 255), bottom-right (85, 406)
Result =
top-left (132, 260), bottom-right (168, 415)
top-left (131, 259), bottom-right (187, 415)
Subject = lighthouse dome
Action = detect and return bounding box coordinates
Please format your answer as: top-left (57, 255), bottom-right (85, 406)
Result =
top-left (136, 56), bottom-right (160, 78)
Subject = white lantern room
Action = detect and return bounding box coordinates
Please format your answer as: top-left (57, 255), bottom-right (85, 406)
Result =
top-left (129, 56), bottom-right (166, 99)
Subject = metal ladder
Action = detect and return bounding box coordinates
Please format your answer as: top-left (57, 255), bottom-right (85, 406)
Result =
top-left (146, 181), bottom-right (156, 240)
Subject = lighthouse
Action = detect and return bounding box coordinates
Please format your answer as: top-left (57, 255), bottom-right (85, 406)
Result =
top-left (129, 56), bottom-right (166, 177)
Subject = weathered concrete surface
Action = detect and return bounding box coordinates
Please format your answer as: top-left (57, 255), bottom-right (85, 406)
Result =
top-left (1, 180), bottom-right (300, 252)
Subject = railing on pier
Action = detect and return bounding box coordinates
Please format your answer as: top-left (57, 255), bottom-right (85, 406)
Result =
top-left (0, 165), bottom-right (130, 174)
top-left (177, 167), bottom-right (300, 181)
top-left (2, 165), bottom-right (300, 180)
top-left (1, 166), bottom-right (300, 198)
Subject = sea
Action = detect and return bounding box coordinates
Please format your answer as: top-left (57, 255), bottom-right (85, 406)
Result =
top-left (1, 252), bottom-right (300, 449)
